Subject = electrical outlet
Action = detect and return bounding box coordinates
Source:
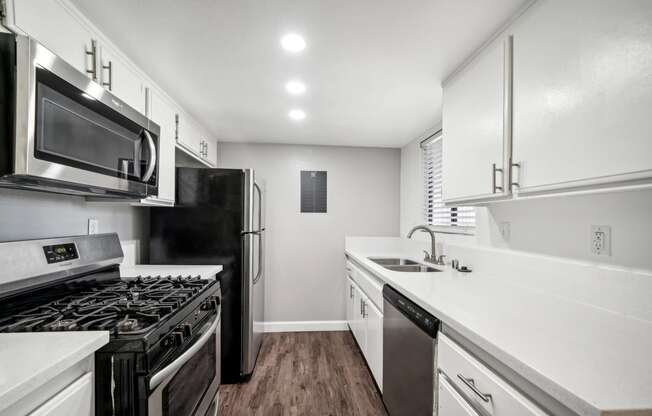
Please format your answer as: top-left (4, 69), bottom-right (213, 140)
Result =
top-left (88, 218), bottom-right (99, 235)
top-left (499, 222), bottom-right (511, 242)
top-left (591, 225), bottom-right (611, 256)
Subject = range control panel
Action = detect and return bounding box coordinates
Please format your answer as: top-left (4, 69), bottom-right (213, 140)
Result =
top-left (43, 243), bottom-right (79, 264)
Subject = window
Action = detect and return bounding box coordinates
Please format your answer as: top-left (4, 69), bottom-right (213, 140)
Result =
top-left (422, 132), bottom-right (475, 230)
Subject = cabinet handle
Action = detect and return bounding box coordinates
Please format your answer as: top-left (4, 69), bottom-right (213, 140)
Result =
top-left (457, 374), bottom-right (492, 403)
top-left (174, 114), bottom-right (179, 141)
top-left (510, 158), bottom-right (521, 190)
top-left (85, 39), bottom-right (98, 81)
top-left (362, 300), bottom-right (368, 318)
top-left (492, 163), bottom-right (503, 193)
top-left (349, 285), bottom-right (354, 299)
top-left (102, 60), bottom-right (113, 91)
top-left (360, 298), bottom-right (363, 315)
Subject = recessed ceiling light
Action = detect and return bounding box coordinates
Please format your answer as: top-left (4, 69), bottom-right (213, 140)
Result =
top-left (280, 33), bottom-right (306, 53)
top-left (288, 109), bottom-right (306, 121)
top-left (285, 80), bottom-right (306, 95)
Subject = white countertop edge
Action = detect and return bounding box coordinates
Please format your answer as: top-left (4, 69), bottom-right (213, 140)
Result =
top-left (0, 331), bottom-right (109, 411)
top-left (345, 249), bottom-right (608, 416)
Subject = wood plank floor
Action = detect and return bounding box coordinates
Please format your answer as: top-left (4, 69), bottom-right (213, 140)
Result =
top-left (219, 331), bottom-right (387, 416)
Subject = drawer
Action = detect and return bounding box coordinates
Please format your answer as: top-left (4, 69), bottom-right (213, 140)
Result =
top-left (349, 262), bottom-right (383, 311)
top-left (438, 374), bottom-right (481, 416)
top-left (28, 372), bottom-right (93, 416)
top-left (438, 334), bottom-right (548, 416)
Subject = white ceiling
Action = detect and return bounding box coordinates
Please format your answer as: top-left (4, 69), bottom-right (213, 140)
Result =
top-left (71, 0), bottom-right (526, 148)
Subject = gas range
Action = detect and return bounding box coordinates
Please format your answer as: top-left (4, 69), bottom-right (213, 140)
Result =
top-left (0, 233), bottom-right (221, 416)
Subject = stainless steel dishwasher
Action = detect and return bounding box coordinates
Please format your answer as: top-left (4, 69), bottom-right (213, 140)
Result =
top-left (383, 285), bottom-right (440, 416)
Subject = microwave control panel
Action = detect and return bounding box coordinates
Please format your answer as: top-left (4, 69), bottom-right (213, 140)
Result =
top-left (43, 243), bottom-right (79, 264)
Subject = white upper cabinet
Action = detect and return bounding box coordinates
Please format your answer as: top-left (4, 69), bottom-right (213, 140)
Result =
top-left (148, 87), bottom-right (177, 204)
top-left (442, 34), bottom-right (512, 203)
top-left (176, 113), bottom-right (217, 167)
top-left (177, 112), bottom-right (204, 159)
top-left (203, 134), bottom-right (219, 167)
top-left (511, 0), bottom-right (652, 194)
top-left (6, 0), bottom-right (96, 76)
top-left (98, 44), bottom-right (145, 114)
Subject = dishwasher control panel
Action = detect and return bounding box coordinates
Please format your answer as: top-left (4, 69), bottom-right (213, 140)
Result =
top-left (383, 284), bottom-right (439, 337)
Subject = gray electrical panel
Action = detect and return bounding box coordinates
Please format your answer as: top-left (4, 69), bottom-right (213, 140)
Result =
top-left (300, 171), bottom-right (327, 213)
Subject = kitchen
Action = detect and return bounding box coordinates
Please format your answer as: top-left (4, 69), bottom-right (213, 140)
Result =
top-left (0, 0), bottom-right (651, 415)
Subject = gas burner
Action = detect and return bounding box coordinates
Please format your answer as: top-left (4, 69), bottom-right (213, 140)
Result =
top-left (0, 276), bottom-right (214, 335)
top-left (117, 318), bottom-right (140, 332)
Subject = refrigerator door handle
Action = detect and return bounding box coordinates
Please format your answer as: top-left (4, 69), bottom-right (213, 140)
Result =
top-left (253, 231), bottom-right (263, 285)
top-left (254, 182), bottom-right (263, 229)
top-left (252, 181), bottom-right (264, 285)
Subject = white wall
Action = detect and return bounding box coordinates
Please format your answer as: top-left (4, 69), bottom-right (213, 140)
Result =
top-left (0, 188), bottom-right (148, 244)
top-left (218, 142), bottom-right (400, 323)
top-left (400, 136), bottom-right (652, 271)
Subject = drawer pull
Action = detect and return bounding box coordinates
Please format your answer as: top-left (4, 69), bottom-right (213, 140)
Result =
top-left (457, 374), bottom-right (492, 403)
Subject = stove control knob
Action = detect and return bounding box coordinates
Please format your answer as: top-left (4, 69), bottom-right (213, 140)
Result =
top-left (181, 323), bottom-right (192, 337)
top-left (201, 298), bottom-right (219, 311)
top-left (172, 331), bottom-right (184, 346)
top-left (164, 331), bottom-right (184, 348)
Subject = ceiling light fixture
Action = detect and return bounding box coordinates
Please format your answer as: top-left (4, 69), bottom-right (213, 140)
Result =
top-left (288, 109), bottom-right (306, 121)
top-left (285, 80), bottom-right (306, 95)
top-left (280, 33), bottom-right (306, 53)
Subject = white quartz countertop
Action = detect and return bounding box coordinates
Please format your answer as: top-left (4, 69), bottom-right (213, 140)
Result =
top-left (0, 332), bottom-right (109, 411)
top-left (345, 249), bottom-right (652, 416)
top-left (120, 265), bottom-right (222, 280)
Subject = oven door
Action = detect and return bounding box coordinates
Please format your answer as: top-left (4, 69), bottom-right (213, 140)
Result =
top-left (12, 35), bottom-right (160, 197)
top-left (148, 312), bottom-right (221, 416)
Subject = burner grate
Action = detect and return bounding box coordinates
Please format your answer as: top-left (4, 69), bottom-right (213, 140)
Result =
top-left (0, 275), bottom-right (212, 335)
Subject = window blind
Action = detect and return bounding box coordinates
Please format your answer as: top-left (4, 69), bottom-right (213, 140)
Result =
top-left (422, 133), bottom-right (475, 228)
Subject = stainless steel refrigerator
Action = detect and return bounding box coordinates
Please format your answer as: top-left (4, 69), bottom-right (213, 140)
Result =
top-left (149, 168), bottom-right (265, 383)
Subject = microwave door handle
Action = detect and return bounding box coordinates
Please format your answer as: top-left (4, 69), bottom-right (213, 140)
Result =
top-left (149, 312), bottom-right (220, 390)
top-left (141, 130), bottom-right (157, 182)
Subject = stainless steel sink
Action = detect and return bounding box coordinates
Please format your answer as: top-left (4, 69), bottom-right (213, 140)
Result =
top-left (369, 258), bottom-right (419, 266)
top-left (368, 258), bottom-right (441, 273)
top-left (384, 264), bottom-right (441, 273)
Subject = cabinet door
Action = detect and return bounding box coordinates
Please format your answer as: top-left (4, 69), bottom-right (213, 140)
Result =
top-left (8, 0), bottom-right (95, 76)
top-left (438, 375), bottom-right (480, 416)
top-left (28, 372), bottom-right (93, 416)
top-left (442, 35), bottom-right (511, 203)
top-left (351, 284), bottom-right (367, 353)
top-left (177, 114), bottom-right (203, 158)
top-left (148, 87), bottom-right (176, 203)
top-left (203, 136), bottom-right (218, 166)
top-left (365, 299), bottom-right (383, 392)
top-left (512, 0), bottom-right (652, 194)
top-left (345, 277), bottom-right (355, 330)
top-left (99, 45), bottom-right (145, 114)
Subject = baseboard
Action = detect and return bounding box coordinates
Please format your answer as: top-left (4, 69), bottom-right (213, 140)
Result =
top-left (263, 320), bottom-right (349, 333)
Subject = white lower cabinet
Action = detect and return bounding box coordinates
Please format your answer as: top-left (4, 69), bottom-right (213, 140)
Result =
top-left (345, 263), bottom-right (383, 391)
top-left (364, 299), bottom-right (383, 391)
top-left (438, 334), bottom-right (548, 416)
top-left (28, 373), bottom-right (93, 416)
top-left (438, 375), bottom-right (480, 416)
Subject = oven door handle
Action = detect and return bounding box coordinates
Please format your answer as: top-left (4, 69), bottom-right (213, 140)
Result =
top-left (141, 129), bottom-right (157, 183)
top-left (149, 313), bottom-right (219, 390)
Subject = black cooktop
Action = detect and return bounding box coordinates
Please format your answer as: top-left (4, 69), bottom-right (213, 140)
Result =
top-left (0, 275), bottom-right (215, 335)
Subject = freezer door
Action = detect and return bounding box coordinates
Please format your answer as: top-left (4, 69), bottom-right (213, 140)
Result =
top-left (241, 170), bottom-right (265, 376)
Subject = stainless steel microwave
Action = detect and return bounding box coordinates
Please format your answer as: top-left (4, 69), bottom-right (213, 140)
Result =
top-left (0, 33), bottom-right (159, 198)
